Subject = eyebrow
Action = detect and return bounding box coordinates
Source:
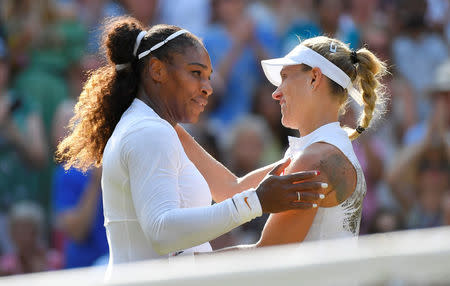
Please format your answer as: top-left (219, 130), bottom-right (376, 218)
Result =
top-left (188, 62), bottom-right (213, 73)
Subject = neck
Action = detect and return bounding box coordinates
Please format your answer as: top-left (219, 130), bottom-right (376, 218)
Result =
top-left (297, 106), bottom-right (339, 137)
top-left (137, 87), bottom-right (177, 126)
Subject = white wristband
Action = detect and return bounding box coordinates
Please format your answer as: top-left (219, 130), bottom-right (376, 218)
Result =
top-left (231, 188), bottom-right (263, 223)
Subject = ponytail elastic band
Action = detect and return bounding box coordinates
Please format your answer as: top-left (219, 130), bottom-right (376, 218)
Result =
top-left (356, 126), bottom-right (365, 134)
top-left (115, 63), bottom-right (131, 71)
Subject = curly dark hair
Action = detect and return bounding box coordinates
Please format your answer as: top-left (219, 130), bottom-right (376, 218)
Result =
top-left (56, 16), bottom-right (202, 171)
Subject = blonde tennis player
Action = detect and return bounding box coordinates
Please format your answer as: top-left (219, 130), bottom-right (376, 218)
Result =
top-left (176, 36), bottom-right (387, 248)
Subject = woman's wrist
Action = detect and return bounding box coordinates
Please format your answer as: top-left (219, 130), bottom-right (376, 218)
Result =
top-left (231, 188), bottom-right (262, 223)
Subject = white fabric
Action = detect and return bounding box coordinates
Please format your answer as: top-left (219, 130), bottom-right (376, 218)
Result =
top-left (137, 29), bottom-right (188, 60)
top-left (231, 188), bottom-right (262, 222)
top-left (283, 122), bottom-right (367, 241)
top-left (102, 98), bottom-right (262, 273)
top-left (261, 45), bottom-right (364, 106)
top-left (115, 63), bottom-right (130, 71)
top-left (133, 31), bottom-right (148, 57)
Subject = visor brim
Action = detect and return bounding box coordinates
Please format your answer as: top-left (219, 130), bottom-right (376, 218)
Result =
top-left (261, 57), bottom-right (299, 87)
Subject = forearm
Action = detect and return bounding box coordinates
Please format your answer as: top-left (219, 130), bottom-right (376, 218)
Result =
top-left (144, 193), bottom-right (262, 256)
top-left (236, 162), bottom-right (279, 190)
top-left (176, 125), bottom-right (276, 202)
top-left (386, 141), bottom-right (427, 186)
top-left (60, 177), bottom-right (101, 241)
top-left (216, 44), bottom-right (243, 84)
top-left (176, 125), bottom-right (238, 201)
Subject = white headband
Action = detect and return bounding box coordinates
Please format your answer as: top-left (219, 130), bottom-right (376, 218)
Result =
top-left (116, 29), bottom-right (189, 71)
top-left (137, 29), bottom-right (188, 60)
top-left (261, 45), bottom-right (363, 106)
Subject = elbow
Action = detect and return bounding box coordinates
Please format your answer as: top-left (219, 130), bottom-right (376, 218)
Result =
top-left (149, 231), bottom-right (178, 256)
top-left (151, 239), bottom-right (172, 256)
top-left (144, 217), bottom-right (177, 256)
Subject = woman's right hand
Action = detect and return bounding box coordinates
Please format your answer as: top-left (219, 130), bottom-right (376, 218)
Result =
top-left (255, 159), bottom-right (327, 213)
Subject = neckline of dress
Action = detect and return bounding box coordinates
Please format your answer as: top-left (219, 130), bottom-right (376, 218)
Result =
top-left (288, 122), bottom-right (341, 149)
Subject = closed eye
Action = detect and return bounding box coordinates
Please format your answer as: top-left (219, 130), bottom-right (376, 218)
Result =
top-left (192, 70), bottom-right (201, 77)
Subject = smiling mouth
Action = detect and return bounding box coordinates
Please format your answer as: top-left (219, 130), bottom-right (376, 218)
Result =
top-left (192, 98), bottom-right (207, 108)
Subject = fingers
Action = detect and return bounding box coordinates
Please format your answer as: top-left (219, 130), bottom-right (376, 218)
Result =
top-left (268, 158), bottom-right (291, 176)
top-left (280, 170), bottom-right (320, 182)
top-left (289, 201), bottom-right (319, 209)
top-left (287, 181), bottom-right (328, 192)
top-left (293, 191), bottom-right (325, 202)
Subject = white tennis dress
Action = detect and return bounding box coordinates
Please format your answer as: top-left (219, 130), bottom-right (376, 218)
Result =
top-left (284, 122), bottom-right (367, 240)
top-left (101, 98), bottom-right (261, 277)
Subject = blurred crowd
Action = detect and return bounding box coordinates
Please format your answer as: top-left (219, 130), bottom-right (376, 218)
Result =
top-left (0, 0), bottom-right (448, 276)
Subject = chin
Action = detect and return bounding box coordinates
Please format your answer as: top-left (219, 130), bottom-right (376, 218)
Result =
top-left (281, 116), bottom-right (293, 129)
top-left (183, 114), bottom-right (201, 124)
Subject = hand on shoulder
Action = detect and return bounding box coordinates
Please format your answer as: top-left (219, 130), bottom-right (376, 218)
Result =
top-left (286, 142), bottom-right (357, 207)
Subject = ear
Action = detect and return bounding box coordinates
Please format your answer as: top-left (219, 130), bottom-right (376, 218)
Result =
top-left (309, 67), bottom-right (323, 91)
top-left (148, 57), bottom-right (168, 83)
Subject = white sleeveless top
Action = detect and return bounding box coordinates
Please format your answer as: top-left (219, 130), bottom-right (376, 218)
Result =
top-left (284, 122), bottom-right (366, 241)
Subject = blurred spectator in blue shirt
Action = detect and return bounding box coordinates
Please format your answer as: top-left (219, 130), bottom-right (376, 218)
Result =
top-left (203, 0), bottom-right (278, 135)
top-left (158, 0), bottom-right (210, 38)
top-left (281, 0), bottom-right (361, 54)
top-left (52, 167), bottom-right (107, 269)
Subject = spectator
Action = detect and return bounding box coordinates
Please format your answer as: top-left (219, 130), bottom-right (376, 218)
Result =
top-left (387, 107), bottom-right (449, 229)
top-left (281, 0), bottom-right (361, 54)
top-left (10, 0), bottom-right (87, 134)
top-left (58, 0), bottom-right (125, 54)
top-left (403, 59), bottom-right (450, 146)
top-left (51, 84), bottom-right (108, 268)
top-left (0, 38), bottom-right (47, 255)
top-left (203, 0), bottom-right (278, 134)
top-left (52, 166), bottom-right (107, 269)
top-left (121, 0), bottom-right (158, 26)
top-left (224, 115), bottom-right (273, 176)
top-left (367, 208), bottom-right (404, 234)
top-left (0, 201), bottom-right (62, 275)
top-left (392, 0), bottom-right (448, 120)
top-left (158, 0), bottom-right (210, 37)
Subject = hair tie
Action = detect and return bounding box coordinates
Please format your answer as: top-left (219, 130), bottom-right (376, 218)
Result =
top-left (356, 126), bottom-right (365, 134)
top-left (350, 51), bottom-right (358, 64)
top-left (115, 63), bottom-right (131, 71)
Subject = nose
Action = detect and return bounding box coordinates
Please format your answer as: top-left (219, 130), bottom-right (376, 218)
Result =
top-left (201, 79), bottom-right (213, 97)
top-left (272, 86), bottom-right (282, 100)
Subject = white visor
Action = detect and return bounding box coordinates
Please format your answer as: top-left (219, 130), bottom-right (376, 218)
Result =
top-left (261, 45), bottom-right (363, 106)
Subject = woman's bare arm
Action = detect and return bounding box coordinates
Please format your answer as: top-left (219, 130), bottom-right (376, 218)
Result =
top-left (175, 124), bottom-right (282, 202)
top-left (257, 143), bottom-right (354, 247)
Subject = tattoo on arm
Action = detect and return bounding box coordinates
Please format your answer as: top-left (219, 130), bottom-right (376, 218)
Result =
top-left (316, 152), bottom-right (353, 203)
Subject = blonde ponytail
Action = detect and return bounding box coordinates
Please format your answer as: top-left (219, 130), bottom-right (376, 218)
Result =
top-left (348, 48), bottom-right (387, 140)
